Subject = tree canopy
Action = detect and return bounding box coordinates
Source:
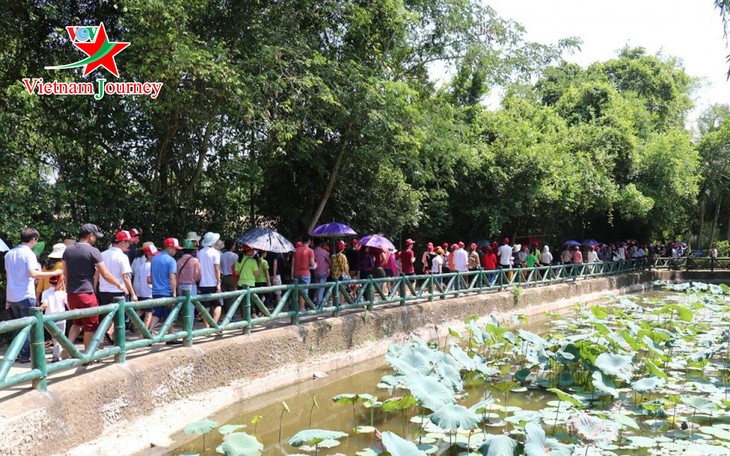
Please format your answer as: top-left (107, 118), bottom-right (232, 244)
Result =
top-left (0, 0), bottom-right (723, 249)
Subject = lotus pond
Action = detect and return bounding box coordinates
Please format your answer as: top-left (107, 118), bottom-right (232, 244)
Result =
top-left (167, 281), bottom-right (730, 456)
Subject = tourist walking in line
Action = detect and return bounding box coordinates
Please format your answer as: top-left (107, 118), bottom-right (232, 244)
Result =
top-left (329, 241), bottom-right (350, 301)
top-left (125, 227), bottom-right (142, 266)
top-left (149, 237), bottom-right (182, 344)
top-left (99, 230), bottom-right (138, 343)
top-left (40, 275), bottom-right (67, 363)
top-left (198, 232), bottom-right (223, 325)
top-left (220, 239), bottom-right (239, 314)
top-left (345, 240), bottom-right (359, 279)
top-left (291, 235), bottom-right (315, 311)
top-left (540, 245), bottom-right (553, 266)
top-left (35, 242), bottom-right (66, 301)
top-left (132, 243), bottom-right (157, 329)
top-left (185, 231), bottom-right (202, 249)
top-left (421, 242), bottom-right (434, 274)
top-left (268, 250), bottom-right (284, 306)
top-left (497, 238), bottom-right (512, 268)
top-left (442, 243), bottom-right (451, 273)
top-left (254, 250), bottom-right (271, 314)
top-left (64, 224), bottom-right (126, 353)
top-left (401, 239), bottom-right (416, 275)
top-left (468, 243), bottom-right (480, 271)
top-left (560, 245), bottom-right (572, 265)
top-left (431, 247), bottom-right (445, 291)
top-left (5, 227), bottom-right (64, 363)
top-left (452, 242), bottom-right (468, 289)
top-left (482, 246), bottom-right (497, 285)
top-left (572, 246), bottom-right (583, 272)
top-left (177, 240), bottom-right (201, 297)
top-left (313, 240), bottom-right (330, 307)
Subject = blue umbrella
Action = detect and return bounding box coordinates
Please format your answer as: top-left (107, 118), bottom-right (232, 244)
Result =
top-left (236, 227), bottom-right (294, 253)
top-left (358, 235), bottom-right (395, 251)
top-left (582, 239), bottom-right (600, 247)
top-left (563, 240), bottom-right (581, 247)
top-left (310, 222), bottom-right (357, 237)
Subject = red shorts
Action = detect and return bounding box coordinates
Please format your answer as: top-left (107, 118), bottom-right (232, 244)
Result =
top-left (67, 293), bottom-right (99, 332)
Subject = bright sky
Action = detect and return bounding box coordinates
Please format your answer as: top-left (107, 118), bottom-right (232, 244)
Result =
top-left (484, 0), bottom-right (730, 128)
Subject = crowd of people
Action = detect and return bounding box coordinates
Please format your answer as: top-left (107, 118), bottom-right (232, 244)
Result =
top-left (1, 223), bottom-right (702, 364)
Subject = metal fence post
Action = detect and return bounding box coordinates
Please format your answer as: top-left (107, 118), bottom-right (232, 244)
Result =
top-left (399, 275), bottom-right (407, 307)
top-left (29, 307), bottom-right (47, 392)
top-left (243, 286), bottom-right (252, 335)
top-left (333, 279), bottom-right (340, 316)
top-left (113, 297), bottom-right (126, 364)
top-left (181, 289), bottom-right (193, 347)
top-left (291, 281), bottom-right (300, 326)
top-left (366, 275), bottom-right (374, 311)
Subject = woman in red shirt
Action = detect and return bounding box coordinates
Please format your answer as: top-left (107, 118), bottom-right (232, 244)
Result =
top-left (482, 246), bottom-right (497, 285)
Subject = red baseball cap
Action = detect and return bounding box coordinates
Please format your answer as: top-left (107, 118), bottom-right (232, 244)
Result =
top-left (442, 242), bottom-right (448, 249)
top-left (296, 241), bottom-right (303, 248)
top-left (143, 244), bottom-right (159, 255)
top-left (458, 241), bottom-right (465, 248)
top-left (503, 238), bottom-right (509, 244)
top-left (115, 230), bottom-right (132, 242)
top-left (405, 239), bottom-right (415, 245)
top-left (451, 243), bottom-right (458, 250)
top-left (164, 238), bottom-right (183, 250)
top-left (350, 239), bottom-right (358, 245)
top-left (242, 244), bottom-right (253, 252)
top-left (129, 228), bottom-right (142, 237)
top-left (470, 243), bottom-right (477, 250)
top-left (337, 240), bottom-right (346, 249)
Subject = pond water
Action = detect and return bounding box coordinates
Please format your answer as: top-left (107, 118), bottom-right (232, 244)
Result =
top-left (156, 282), bottom-right (730, 456)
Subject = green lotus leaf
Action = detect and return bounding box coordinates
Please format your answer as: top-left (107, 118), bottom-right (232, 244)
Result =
top-left (184, 418), bottom-right (219, 435)
top-left (518, 329), bottom-right (549, 349)
top-left (547, 388), bottom-right (586, 409)
top-left (429, 404), bottom-right (480, 431)
top-left (381, 431), bottom-right (426, 455)
top-left (332, 393), bottom-right (359, 404)
top-left (524, 422), bottom-right (572, 456)
top-left (700, 426), bottom-right (730, 440)
top-left (469, 397), bottom-right (495, 415)
top-left (631, 376), bottom-right (665, 393)
top-left (479, 435), bottom-right (517, 456)
top-left (609, 413), bottom-right (640, 431)
top-left (218, 424), bottom-right (246, 435)
top-left (215, 432), bottom-right (263, 456)
top-left (404, 374), bottom-right (456, 412)
top-left (680, 395), bottom-right (718, 412)
top-left (592, 371), bottom-right (619, 399)
top-left (644, 359), bottom-right (668, 381)
top-left (626, 435), bottom-right (658, 448)
top-left (595, 352), bottom-right (635, 382)
top-left (382, 396), bottom-right (418, 412)
top-left (316, 439), bottom-right (341, 448)
top-left (288, 429), bottom-right (348, 447)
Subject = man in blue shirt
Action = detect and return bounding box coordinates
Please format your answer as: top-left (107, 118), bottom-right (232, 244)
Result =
top-left (149, 238), bottom-right (182, 343)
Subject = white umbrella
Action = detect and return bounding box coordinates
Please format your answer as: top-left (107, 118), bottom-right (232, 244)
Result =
top-left (236, 227), bottom-right (295, 253)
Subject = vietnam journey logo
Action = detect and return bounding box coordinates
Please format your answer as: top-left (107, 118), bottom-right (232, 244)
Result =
top-left (22, 22), bottom-right (163, 100)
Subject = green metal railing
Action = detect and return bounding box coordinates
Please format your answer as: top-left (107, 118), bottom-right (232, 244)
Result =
top-left (651, 256), bottom-right (730, 271)
top-left (0, 259), bottom-right (650, 392)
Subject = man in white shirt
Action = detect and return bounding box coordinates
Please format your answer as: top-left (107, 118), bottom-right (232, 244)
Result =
top-left (452, 242), bottom-right (469, 272)
top-left (5, 227), bottom-right (63, 363)
top-left (498, 238), bottom-right (513, 268)
top-left (198, 232), bottom-right (222, 325)
top-left (99, 230), bottom-right (138, 342)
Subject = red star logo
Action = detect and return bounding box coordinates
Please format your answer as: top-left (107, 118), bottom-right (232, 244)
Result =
top-left (66, 22), bottom-right (129, 77)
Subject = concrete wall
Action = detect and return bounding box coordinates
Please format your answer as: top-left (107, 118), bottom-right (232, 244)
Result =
top-left (0, 270), bottom-right (723, 455)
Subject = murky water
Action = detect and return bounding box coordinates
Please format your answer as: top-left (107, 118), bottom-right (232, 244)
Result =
top-left (153, 310), bottom-right (561, 455)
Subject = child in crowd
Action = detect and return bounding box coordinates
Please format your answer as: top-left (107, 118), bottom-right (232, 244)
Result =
top-left (40, 275), bottom-right (68, 363)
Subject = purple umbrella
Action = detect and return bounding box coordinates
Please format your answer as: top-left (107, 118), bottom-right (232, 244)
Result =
top-left (563, 240), bottom-right (581, 247)
top-left (358, 235), bottom-right (395, 251)
top-left (310, 222), bottom-right (357, 237)
top-left (582, 239), bottom-right (600, 247)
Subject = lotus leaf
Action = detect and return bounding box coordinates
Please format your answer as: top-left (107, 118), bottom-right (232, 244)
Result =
top-left (316, 438), bottom-right (341, 448)
top-left (356, 449), bottom-right (382, 456)
top-left (566, 413), bottom-right (617, 445)
top-left (595, 352), bottom-right (635, 382)
top-left (404, 374), bottom-right (456, 411)
top-left (609, 413), bottom-right (640, 430)
top-left (680, 395), bottom-right (718, 412)
top-left (631, 376), bottom-right (665, 393)
top-left (429, 404), bottom-right (480, 430)
top-left (332, 393), bottom-right (360, 405)
top-left (468, 397), bottom-right (495, 415)
top-left (644, 359), bottom-right (668, 381)
top-left (479, 435), bottom-right (517, 456)
top-left (218, 424), bottom-right (246, 435)
top-left (626, 435), bottom-right (657, 448)
top-left (380, 431), bottom-right (426, 455)
top-left (288, 429), bottom-right (348, 447)
top-left (382, 396), bottom-right (418, 412)
top-left (215, 432), bottom-right (263, 456)
top-left (523, 422), bottom-right (572, 456)
top-left (518, 329), bottom-right (549, 349)
top-left (184, 418), bottom-right (219, 435)
top-left (547, 388), bottom-right (586, 409)
top-left (355, 426), bottom-right (376, 434)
